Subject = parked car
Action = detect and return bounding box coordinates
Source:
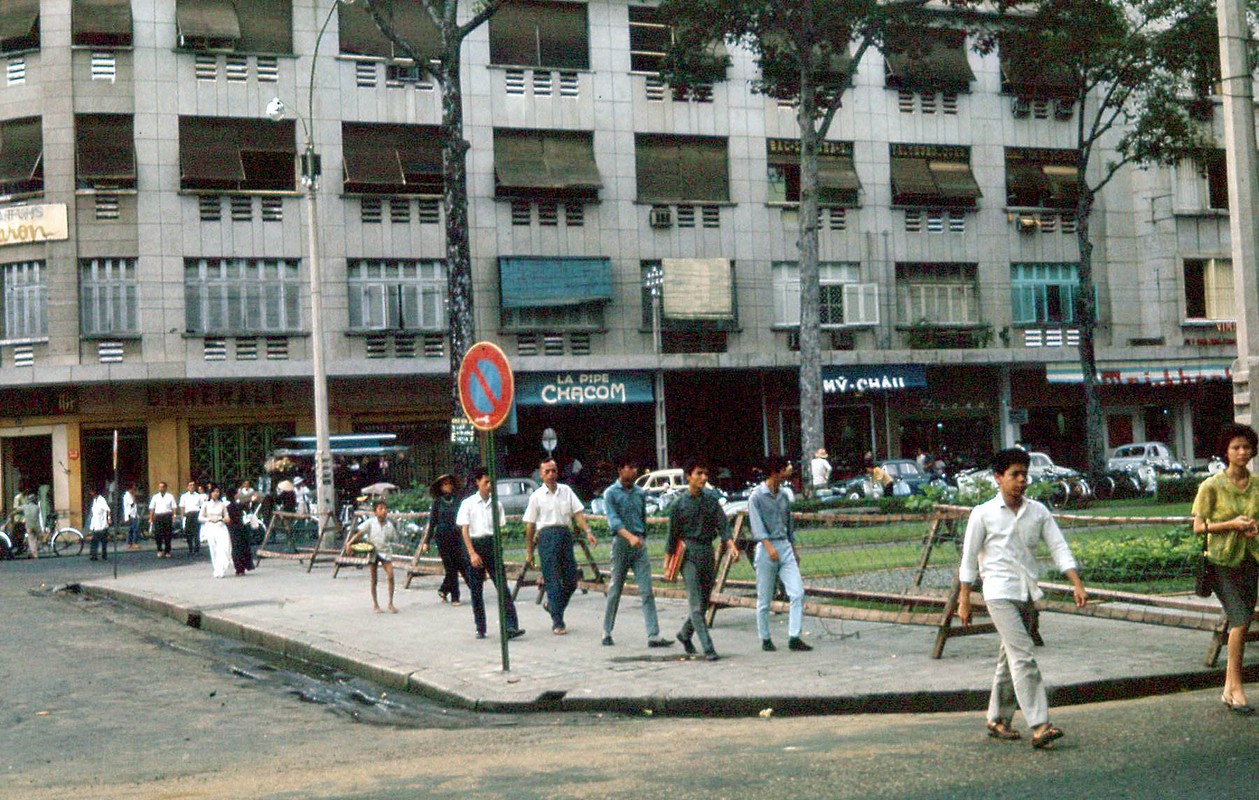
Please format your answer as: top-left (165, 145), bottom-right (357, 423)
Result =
top-left (880, 459), bottom-right (933, 495)
top-left (495, 477), bottom-right (539, 515)
top-left (634, 468), bottom-right (689, 496)
top-left (1107, 442), bottom-right (1182, 474)
top-left (1027, 452), bottom-right (1081, 481)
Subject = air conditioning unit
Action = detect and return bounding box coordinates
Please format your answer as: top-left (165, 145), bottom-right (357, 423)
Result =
top-left (1053, 98), bottom-right (1075, 120)
top-left (648, 206), bottom-right (673, 229)
top-left (1012, 97), bottom-right (1030, 118)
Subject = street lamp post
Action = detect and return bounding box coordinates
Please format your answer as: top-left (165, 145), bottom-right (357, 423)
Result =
top-left (266, 1), bottom-right (349, 550)
top-left (644, 265), bottom-right (668, 471)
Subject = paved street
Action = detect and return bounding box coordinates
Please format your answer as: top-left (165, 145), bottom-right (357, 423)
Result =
top-left (4, 553), bottom-right (1259, 799)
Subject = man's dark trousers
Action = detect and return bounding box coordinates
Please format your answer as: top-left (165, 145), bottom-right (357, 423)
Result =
top-left (467, 538), bottom-right (519, 635)
top-left (537, 526), bottom-right (578, 629)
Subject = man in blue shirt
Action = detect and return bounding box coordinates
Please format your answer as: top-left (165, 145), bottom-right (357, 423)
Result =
top-left (749, 455), bottom-right (812, 652)
top-left (601, 457), bottom-right (673, 648)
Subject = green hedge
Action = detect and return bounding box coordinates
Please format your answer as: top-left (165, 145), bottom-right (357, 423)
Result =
top-left (1155, 475), bottom-right (1206, 505)
top-left (1049, 528), bottom-right (1197, 584)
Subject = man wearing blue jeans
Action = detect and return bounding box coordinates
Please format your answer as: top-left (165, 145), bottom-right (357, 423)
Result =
top-left (524, 458), bottom-right (597, 635)
top-left (601, 457), bottom-right (672, 648)
top-left (749, 456), bottom-right (812, 652)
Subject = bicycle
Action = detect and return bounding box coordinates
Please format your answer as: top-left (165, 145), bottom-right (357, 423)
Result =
top-left (0, 508), bottom-right (85, 558)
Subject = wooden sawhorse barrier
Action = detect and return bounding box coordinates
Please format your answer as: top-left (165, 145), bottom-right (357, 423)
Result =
top-left (256, 510), bottom-right (341, 572)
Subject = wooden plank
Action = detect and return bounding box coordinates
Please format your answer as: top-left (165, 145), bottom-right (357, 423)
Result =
top-left (705, 513), bottom-right (743, 627)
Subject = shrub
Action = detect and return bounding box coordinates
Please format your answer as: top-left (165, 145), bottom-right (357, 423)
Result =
top-left (1155, 474), bottom-right (1206, 505)
top-left (1049, 527), bottom-right (1197, 584)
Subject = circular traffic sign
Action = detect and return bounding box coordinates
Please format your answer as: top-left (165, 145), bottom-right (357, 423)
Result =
top-left (458, 342), bottom-right (515, 431)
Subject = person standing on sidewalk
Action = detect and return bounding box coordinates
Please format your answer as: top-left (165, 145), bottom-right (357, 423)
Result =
top-left (809, 448), bottom-right (832, 491)
top-left (179, 480), bottom-right (205, 557)
top-left (457, 468), bottom-right (525, 641)
top-left (88, 486), bottom-right (111, 562)
top-left (198, 486), bottom-right (232, 578)
top-left (1190, 423), bottom-right (1259, 715)
top-left (668, 460), bottom-right (739, 662)
top-left (957, 447), bottom-right (1087, 749)
top-left (523, 458), bottom-right (596, 635)
top-left (600, 457), bottom-right (672, 649)
top-left (124, 485), bottom-right (140, 549)
top-left (345, 500), bottom-right (399, 613)
top-left (148, 482), bottom-right (177, 559)
top-left (421, 474), bottom-right (467, 606)
top-left (750, 456), bottom-right (811, 653)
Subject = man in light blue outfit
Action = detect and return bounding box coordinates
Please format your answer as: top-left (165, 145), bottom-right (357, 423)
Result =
top-left (749, 455), bottom-right (812, 652)
top-left (601, 457), bottom-right (673, 648)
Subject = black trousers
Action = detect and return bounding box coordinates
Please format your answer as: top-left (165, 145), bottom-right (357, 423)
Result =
top-left (152, 514), bottom-right (174, 554)
top-left (436, 532), bottom-right (469, 601)
top-left (184, 513), bottom-right (201, 553)
top-left (467, 537), bottom-right (519, 635)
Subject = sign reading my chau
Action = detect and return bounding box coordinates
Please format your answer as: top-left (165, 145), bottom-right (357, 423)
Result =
top-left (822, 365), bottom-right (927, 395)
top-left (515, 371), bottom-right (654, 406)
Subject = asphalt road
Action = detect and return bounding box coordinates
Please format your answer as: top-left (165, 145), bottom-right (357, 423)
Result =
top-left (4, 552), bottom-right (1259, 800)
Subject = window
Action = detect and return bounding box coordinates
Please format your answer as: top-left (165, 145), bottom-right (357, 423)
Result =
top-left (1184, 258), bottom-right (1233, 321)
top-left (489, 1), bottom-right (588, 70)
top-left (636, 135), bottom-right (729, 203)
top-left (73, 0), bottom-right (133, 48)
top-left (347, 260), bottom-right (445, 332)
top-left (0, 116), bottom-right (43, 198)
top-left (342, 123), bottom-right (442, 196)
top-left (2, 260), bottom-right (46, 340)
top-left (499, 257), bottom-right (611, 331)
top-left (772, 262), bottom-right (877, 327)
top-left (640, 259), bottom-right (737, 331)
top-left (1005, 148), bottom-right (1079, 209)
top-left (999, 32), bottom-right (1074, 100)
top-left (627, 5), bottom-right (727, 80)
top-left (493, 129), bottom-right (601, 201)
top-left (766, 139), bottom-right (860, 206)
top-left (177, 0), bottom-right (292, 53)
top-left (80, 258), bottom-right (138, 336)
top-left (897, 263), bottom-right (978, 325)
top-left (339, 0), bottom-right (438, 61)
top-left (890, 144), bottom-right (980, 208)
top-left (0, 0), bottom-right (39, 55)
top-left (184, 258), bottom-right (302, 334)
top-left (179, 116), bottom-right (295, 192)
top-left (1174, 152), bottom-right (1228, 212)
top-left (883, 27), bottom-right (973, 94)
top-left (76, 114), bottom-right (136, 190)
top-left (1011, 263), bottom-right (1083, 325)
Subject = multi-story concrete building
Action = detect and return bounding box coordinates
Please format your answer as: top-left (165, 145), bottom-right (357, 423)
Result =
top-left (0, 0), bottom-right (1234, 524)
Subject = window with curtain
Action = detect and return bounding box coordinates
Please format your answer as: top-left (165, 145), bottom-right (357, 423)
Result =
top-left (184, 258), bottom-right (302, 334)
top-left (1183, 258), bottom-right (1233, 321)
top-left (80, 258), bottom-right (138, 336)
top-left (896, 263), bottom-right (978, 325)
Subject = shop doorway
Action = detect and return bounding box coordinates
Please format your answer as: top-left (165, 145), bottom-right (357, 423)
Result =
top-left (2, 434), bottom-right (52, 515)
top-left (81, 428), bottom-right (147, 500)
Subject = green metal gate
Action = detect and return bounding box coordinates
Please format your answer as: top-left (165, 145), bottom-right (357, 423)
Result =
top-left (190, 422), bottom-right (294, 490)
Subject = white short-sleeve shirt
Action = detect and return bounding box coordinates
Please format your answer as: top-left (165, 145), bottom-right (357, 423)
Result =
top-left (149, 492), bottom-right (178, 516)
top-left (456, 492), bottom-right (506, 539)
top-left (521, 483), bottom-right (583, 529)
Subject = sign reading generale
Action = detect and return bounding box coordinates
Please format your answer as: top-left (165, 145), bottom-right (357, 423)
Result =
top-left (0, 204), bottom-right (69, 246)
top-left (516, 371), bottom-right (654, 406)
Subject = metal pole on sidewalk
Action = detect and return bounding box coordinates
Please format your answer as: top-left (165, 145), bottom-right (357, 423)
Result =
top-left (486, 432), bottom-right (510, 671)
top-left (112, 429), bottom-right (119, 579)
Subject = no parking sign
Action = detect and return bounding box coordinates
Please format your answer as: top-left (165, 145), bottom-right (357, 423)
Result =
top-left (457, 342), bottom-right (515, 431)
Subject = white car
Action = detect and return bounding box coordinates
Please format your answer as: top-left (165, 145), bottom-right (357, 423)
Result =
top-left (1107, 442), bottom-right (1181, 473)
top-left (634, 468), bottom-right (688, 496)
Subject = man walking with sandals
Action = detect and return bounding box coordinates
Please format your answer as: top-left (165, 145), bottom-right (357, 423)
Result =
top-left (957, 448), bottom-right (1087, 749)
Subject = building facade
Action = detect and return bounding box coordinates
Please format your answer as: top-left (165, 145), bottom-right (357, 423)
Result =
top-left (0, 0), bottom-right (1234, 524)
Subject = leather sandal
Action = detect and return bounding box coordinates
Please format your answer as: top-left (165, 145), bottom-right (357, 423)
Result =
top-left (1222, 693), bottom-right (1255, 716)
top-left (1031, 724), bottom-right (1064, 749)
top-left (986, 720), bottom-right (1021, 741)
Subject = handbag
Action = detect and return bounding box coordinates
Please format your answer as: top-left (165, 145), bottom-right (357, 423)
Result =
top-left (1193, 549), bottom-right (1215, 598)
top-left (663, 539), bottom-right (686, 582)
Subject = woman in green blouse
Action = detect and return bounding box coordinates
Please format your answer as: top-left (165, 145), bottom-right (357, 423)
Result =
top-left (1191, 423), bottom-right (1259, 715)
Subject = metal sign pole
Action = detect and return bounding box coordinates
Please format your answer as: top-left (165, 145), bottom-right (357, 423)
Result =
top-left (112, 429), bottom-right (120, 579)
top-left (486, 431), bottom-right (510, 671)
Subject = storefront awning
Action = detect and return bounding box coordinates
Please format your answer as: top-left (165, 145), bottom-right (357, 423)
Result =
top-left (499, 256), bottom-right (613, 309)
top-left (516, 371), bottom-right (655, 406)
top-left (0, 0), bottom-right (39, 43)
top-left (176, 0), bottom-right (241, 44)
top-left (73, 0), bottom-right (132, 46)
top-left (822, 364), bottom-right (927, 394)
top-left (662, 258), bottom-right (734, 320)
top-left (1046, 359), bottom-right (1233, 386)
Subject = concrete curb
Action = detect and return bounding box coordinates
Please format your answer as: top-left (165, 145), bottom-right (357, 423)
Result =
top-left (79, 580), bottom-right (1252, 718)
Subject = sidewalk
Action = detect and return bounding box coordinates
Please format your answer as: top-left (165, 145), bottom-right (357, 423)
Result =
top-left (78, 557), bottom-right (1239, 716)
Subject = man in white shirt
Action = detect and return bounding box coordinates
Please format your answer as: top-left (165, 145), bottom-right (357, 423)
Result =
top-left (148, 481), bottom-right (178, 558)
top-left (457, 468), bottom-right (525, 641)
top-left (179, 480), bottom-right (205, 556)
top-left (957, 448), bottom-right (1087, 749)
top-left (88, 487), bottom-right (112, 562)
top-left (523, 458), bottom-right (596, 635)
top-left (809, 448), bottom-right (832, 490)
top-left (123, 485), bottom-right (140, 549)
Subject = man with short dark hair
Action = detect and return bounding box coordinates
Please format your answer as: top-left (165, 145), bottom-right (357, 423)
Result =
top-left (524, 458), bottom-right (596, 635)
top-left (668, 460), bottom-right (738, 661)
top-left (457, 468), bottom-right (525, 641)
top-left (601, 457), bottom-right (671, 648)
top-left (148, 481), bottom-right (177, 559)
top-left (750, 456), bottom-right (811, 652)
top-left (958, 447), bottom-right (1087, 748)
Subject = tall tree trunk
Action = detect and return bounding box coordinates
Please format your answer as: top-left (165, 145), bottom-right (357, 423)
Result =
top-left (1075, 192), bottom-right (1106, 477)
top-left (797, 57), bottom-right (823, 496)
top-left (440, 48), bottom-right (480, 485)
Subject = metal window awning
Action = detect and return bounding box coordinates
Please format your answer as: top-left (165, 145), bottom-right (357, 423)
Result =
top-left (179, 117), bottom-right (294, 185)
top-left (885, 28), bottom-right (974, 94)
top-left (0, 117), bottom-right (43, 184)
top-left (1000, 34), bottom-right (1074, 98)
top-left (494, 131), bottom-right (601, 194)
top-left (76, 114), bottom-right (135, 182)
top-left (342, 123), bottom-right (442, 191)
top-left (338, 0), bottom-right (440, 60)
top-left (929, 161), bottom-right (981, 199)
top-left (662, 258), bottom-right (734, 320)
top-left (499, 256), bottom-right (613, 309)
top-left (818, 156), bottom-right (861, 192)
top-left (176, 0), bottom-right (241, 43)
top-left (0, 0), bottom-right (39, 43)
top-left (890, 157), bottom-right (938, 199)
top-left (73, 0), bottom-right (132, 44)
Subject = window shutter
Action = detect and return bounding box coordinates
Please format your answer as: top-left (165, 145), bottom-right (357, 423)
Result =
top-left (844, 283), bottom-right (879, 325)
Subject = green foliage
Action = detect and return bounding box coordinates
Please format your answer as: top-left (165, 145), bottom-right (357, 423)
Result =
top-left (1155, 474), bottom-right (1206, 505)
top-left (1050, 527), bottom-right (1197, 584)
top-left (791, 496), bottom-right (910, 514)
top-left (380, 488), bottom-right (431, 513)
